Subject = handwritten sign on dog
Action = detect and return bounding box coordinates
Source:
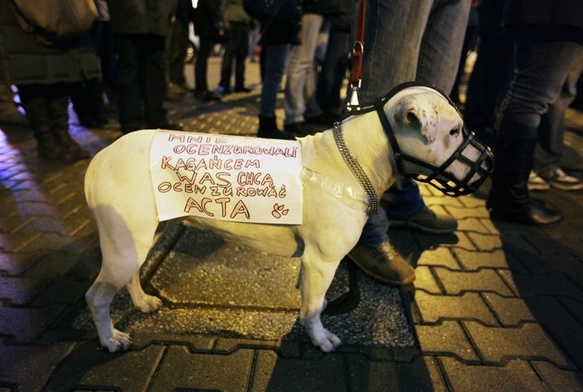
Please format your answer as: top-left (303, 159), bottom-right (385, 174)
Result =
top-left (150, 130), bottom-right (303, 224)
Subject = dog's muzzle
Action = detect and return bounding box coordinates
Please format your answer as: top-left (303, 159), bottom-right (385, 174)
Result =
top-left (386, 125), bottom-right (493, 196)
top-left (376, 82), bottom-right (494, 197)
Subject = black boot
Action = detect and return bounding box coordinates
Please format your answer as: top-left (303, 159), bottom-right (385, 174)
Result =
top-left (486, 137), bottom-right (562, 225)
top-left (49, 95), bottom-right (89, 162)
top-left (18, 91), bottom-right (70, 161)
top-left (257, 115), bottom-right (295, 140)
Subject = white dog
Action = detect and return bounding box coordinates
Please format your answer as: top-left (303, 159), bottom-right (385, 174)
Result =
top-left (84, 84), bottom-right (491, 353)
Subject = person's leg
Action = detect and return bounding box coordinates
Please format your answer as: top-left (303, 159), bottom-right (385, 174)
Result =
top-left (316, 28), bottom-right (350, 121)
top-left (233, 23), bottom-right (251, 91)
top-left (463, 1), bottom-right (512, 144)
top-left (219, 28), bottom-right (234, 91)
top-left (488, 28), bottom-right (583, 224)
top-left (257, 44), bottom-right (294, 139)
top-left (115, 34), bottom-right (144, 133)
top-left (195, 38), bottom-right (215, 94)
top-left (259, 44), bottom-right (290, 118)
top-left (535, 52), bottom-right (583, 191)
top-left (142, 35), bottom-right (170, 128)
top-left (284, 13), bottom-right (324, 126)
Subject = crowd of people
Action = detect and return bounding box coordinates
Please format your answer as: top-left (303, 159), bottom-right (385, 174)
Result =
top-left (0, 0), bottom-right (582, 286)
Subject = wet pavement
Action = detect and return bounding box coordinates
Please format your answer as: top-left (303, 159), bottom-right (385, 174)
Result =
top-left (1, 58), bottom-right (583, 391)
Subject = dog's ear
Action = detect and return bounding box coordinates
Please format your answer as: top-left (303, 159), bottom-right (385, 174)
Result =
top-left (392, 96), bottom-right (437, 144)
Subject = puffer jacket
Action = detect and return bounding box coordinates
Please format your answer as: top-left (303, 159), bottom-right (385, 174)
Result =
top-left (107, 0), bottom-right (178, 36)
top-left (0, 0), bottom-right (101, 86)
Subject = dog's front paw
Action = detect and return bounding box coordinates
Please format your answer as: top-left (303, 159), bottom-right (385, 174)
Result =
top-left (313, 330), bottom-right (342, 352)
top-left (134, 294), bottom-right (163, 313)
top-left (102, 329), bottom-right (132, 353)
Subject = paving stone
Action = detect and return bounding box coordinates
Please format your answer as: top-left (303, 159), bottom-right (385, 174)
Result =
top-left (415, 320), bottom-right (480, 363)
top-left (416, 247), bottom-right (461, 270)
top-left (447, 204), bottom-right (490, 220)
top-left (483, 293), bottom-right (580, 327)
top-left (411, 266), bottom-right (443, 295)
top-left (436, 232), bottom-right (477, 251)
top-left (44, 341), bottom-right (165, 391)
top-left (498, 270), bottom-right (583, 298)
top-left (456, 217), bottom-right (492, 234)
top-left (0, 341), bottom-right (75, 392)
top-left (150, 345), bottom-right (253, 392)
top-left (0, 276), bottom-right (48, 305)
top-left (463, 320), bottom-right (573, 368)
top-left (0, 252), bottom-right (37, 275)
top-left (0, 304), bottom-right (65, 343)
top-left (414, 290), bottom-right (498, 326)
top-left (433, 267), bottom-right (515, 296)
top-left (31, 275), bottom-right (90, 306)
top-left (452, 248), bottom-right (527, 273)
top-left (557, 296), bottom-right (583, 325)
top-left (439, 356), bottom-right (548, 392)
top-left (544, 321), bottom-right (583, 369)
top-left (531, 361), bottom-right (583, 392)
top-left (251, 349), bottom-right (348, 392)
top-left (346, 354), bottom-right (448, 392)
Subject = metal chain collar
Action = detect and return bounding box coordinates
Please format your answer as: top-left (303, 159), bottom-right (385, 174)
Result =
top-left (332, 122), bottom-right (380, 214)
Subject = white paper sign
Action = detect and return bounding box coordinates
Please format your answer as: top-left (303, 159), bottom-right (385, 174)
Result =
top-left (150, 130), bottom-right (303, 224)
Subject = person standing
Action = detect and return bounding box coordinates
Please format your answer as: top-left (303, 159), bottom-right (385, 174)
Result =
top-left (283, 0), bottom-right (332, 134)
top-left (346, 0), bottom-right (471, 286)
top-left (192, 0), bottom-right (225, 102)
top-left (246, 0), bottom-right (303, 139)
top-left (218, 0), bottom-right (253, 94)
top-left (0, 0), bottom-right (100, 162)
top-left (108, 0), bottom-right (181, 134)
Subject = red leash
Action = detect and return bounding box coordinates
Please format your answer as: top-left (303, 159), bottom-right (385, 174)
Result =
top-left (346, 0), bottom-right (367, 111)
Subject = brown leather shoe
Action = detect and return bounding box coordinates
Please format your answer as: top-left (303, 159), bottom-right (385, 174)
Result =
top-left (347, 242), bottom-right (416, 286)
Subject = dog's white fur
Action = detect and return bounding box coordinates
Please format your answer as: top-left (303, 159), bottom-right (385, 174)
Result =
top-left (84, 86), bottom-right (481, 353)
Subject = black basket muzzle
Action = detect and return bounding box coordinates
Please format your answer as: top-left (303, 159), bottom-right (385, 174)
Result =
top-left (374, 82), bottom-right (493, 197)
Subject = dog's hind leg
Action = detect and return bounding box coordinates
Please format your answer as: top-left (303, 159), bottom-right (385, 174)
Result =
top-left (85, 209), bottom-right (158, 352)
top-left (126, 272), bottom-right (163, 312)
top-left (85, 277), bottom-right (132, 353)
top-left (299, 253), bottom-right (343, 352)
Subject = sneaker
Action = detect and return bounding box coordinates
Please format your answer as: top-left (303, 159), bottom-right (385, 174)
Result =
top-left (528, 171), bottom-right (550, 191)
top-left (347, 242), bottom-right (415, 286)
top-left (540, 168), bottom-right (583, 191)
top-left (387, 207), bottom-right (458, 234)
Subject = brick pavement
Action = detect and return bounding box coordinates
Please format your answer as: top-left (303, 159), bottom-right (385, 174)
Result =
top-left (1, 59), bottom-right (583, 391)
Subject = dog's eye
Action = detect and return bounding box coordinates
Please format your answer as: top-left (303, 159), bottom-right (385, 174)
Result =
top-left (449, 127), bottom-right (461, 137)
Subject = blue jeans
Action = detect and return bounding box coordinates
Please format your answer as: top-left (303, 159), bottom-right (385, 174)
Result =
top-left (260, 44), bottom-right (290, 117)
top-left (356, 0), bottom-right (471, 246)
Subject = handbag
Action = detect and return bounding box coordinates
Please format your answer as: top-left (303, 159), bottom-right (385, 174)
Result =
top-left (10, 0), bottom-right (99, 46)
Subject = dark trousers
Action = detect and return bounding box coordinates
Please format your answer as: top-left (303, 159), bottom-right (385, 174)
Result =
top-left (115, 34), bottom-right (167, 133)
top-left (219, 22), bottom-right (250, 89)
top-left (195, 38), bottom-right (217, 92)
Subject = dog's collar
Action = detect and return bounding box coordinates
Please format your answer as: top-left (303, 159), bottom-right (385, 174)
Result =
top-left (333, 122), bottom-right (380, 214)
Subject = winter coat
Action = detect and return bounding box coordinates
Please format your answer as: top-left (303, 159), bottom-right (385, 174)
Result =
top-left (0, 0), bottom-right (101, 86)
top-left (107, 0), bottom-right (178, 36)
